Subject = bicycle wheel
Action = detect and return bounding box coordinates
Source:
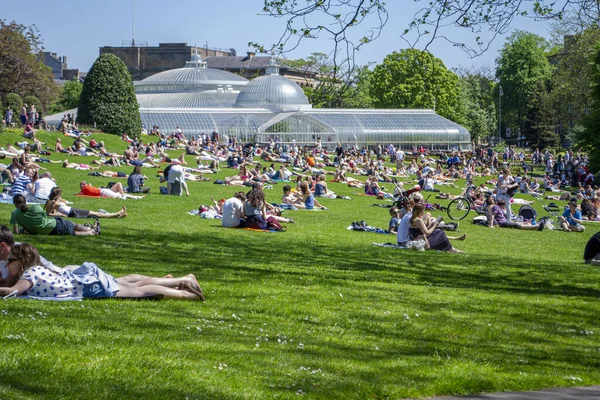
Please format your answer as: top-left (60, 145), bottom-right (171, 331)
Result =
top-left (446, 198), bottom-right (471, 220)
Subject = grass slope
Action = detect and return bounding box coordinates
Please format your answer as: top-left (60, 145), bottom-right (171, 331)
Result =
top-left (0, 129), bottom-right (599, 399)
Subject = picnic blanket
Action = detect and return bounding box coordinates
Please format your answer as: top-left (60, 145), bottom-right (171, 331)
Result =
top-left (0, 193), bottom-right (45, 205)
top-left (6, 294), bottom-right (164, 301)
top-left (243, 228), bottom-right (282, 233)
top-left (372, 240), bottom-right (426, 251)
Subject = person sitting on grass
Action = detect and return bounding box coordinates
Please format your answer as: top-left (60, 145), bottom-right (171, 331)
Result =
top-left (127, 166), bottom-right (150, 194)
top-left (299, 181), bottom-right (327, 210)
top-left (388, 206), bottom-right (401, 234)
top-left (409, 204), bottom-right (465, 253)
top-left (281, 184), bottom-right (302, 209)
top-left (244, 185), bottom-right (268, 229)
top-left (79, 181), bottom-right (145, 200)
top-left (0, 244), bottom-right (205, 300)
top-left (45, 188), bottom-right (127, 219)
top-left (11, 195), bottom-right (99, 236)
top-left (559, 200), bottom-right (585, 232)
top-left (486, 197), bottom-right (545, 231)
top-left (54, 138), bottom-right (75, 155)
top-left (222, 192), bottom-right (246, 228)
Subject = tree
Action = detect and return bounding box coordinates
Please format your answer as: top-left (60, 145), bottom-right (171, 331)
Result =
top-left (0, 20), bottom-right (59, 110)
top-left (78, 54), bottom-right (142, 138)
top-left (524, 80), bottom-right (561, 148)
top-left (549, 28), bottom-right (600, 135)
top-left (4, 93), bottom-right (23, 125)
top-left (455, 67), bottom-right (497, 142)
top-left (257, 0), bottom-right (591, 68)
top-left (369, 49), bottom-right (460, 121)
top-left (23, 95), bottom-right (41, 112)
top-left (285, 53), bottom-right (372, 108)
top-left (495, 31), bottom-right (552, 141)
top-left (579, 44), bottom-right (600, 171)
top-left (60, 79), bottom-right (83, 110)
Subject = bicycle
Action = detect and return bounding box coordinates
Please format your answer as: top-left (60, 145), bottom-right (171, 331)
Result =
top-left (446, 180), bottom-right (489, 220)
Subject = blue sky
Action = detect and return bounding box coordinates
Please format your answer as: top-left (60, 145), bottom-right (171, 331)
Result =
top-left (3, 0), bottom-right (553, 73)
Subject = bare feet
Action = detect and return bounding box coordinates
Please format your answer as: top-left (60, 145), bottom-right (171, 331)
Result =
top-left (118, 206), bottom-right (127, 218)
top-left (178, 281), bottom-right (205, 301)
top-left (457, 234), bottom-right (467, 241)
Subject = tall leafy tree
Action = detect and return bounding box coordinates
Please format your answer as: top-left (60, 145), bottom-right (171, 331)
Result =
top-left (579, 44), bottom-right (600, 172)
top-left (78, 54), bottom-right (141, 138)
top-left (550, 28), bottom-right (600, 135)
top-left (60, 79), bottom-right (83, 110)
top-left (369, 49), bottom-right (461, 121)
top-left (495, 31), bottom-right (552, 141)
top-left (455, 67), bottom-right (497, 142)
top-left (0, 20), bottom-right (58, 110)
top-left (285, 53), bottom-right (372, 108)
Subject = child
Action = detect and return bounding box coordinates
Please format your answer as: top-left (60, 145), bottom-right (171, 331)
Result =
top-left (388, 206), bottom-right (401, 234)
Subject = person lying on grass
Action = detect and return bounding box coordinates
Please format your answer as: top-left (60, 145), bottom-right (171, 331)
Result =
top-left (408, 204), bottom-right (465, 253)
top-left (486, 197), bottom-right (545, 231)
top-left (79, 181), bottom-right (145, 200)
top-left (0, 243), bottom-right (205, 300)
top-left (11, 194), bottom-right (99, 236)
top-left (45, 188), bottom-right (127, 219)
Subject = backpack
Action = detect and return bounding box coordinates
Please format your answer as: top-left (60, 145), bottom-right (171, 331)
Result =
top-left (266, 216), bottom-right (286, 232)
top-left (518, 205), bottom-right (537, 221)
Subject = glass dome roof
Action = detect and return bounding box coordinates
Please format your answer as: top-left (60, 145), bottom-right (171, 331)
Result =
top-left (134, 61), bottom-right (248, 94)
top-left (234, 74), bottom-right (310, 110)
top-left (137, 91), bottom-right (239, 108)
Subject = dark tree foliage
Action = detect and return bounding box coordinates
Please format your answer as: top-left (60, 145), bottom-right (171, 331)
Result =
top-left (23, 95), bottom-right (41, 112)
top-left (4, 93), bottom-right (23, 125)
top-left (0, 20), bottom-right (59, 110)
top-left (78, 54), bottom-right (141, 138)
top-left (579, 45), bottom-right (600, 172)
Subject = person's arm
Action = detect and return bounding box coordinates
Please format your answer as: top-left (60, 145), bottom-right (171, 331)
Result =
top-left (416, 218), bottom-right (435, 236)
top-left (571, 212), bottom-right (583, 224)
top-left (488, 205), bottom-right (495, 228)
top-left (261, 203), bottom-right (267, 220)
top-left (0, 279), bottom-right (32, 296)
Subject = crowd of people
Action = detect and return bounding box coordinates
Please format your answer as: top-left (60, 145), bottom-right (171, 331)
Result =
top-left (0, 121), bottom-right (598, 302)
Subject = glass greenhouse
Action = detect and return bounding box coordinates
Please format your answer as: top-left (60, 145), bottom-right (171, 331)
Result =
top-left (45, 57), bottom-right (472, 150)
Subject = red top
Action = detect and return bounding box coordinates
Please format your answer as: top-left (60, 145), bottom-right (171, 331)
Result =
top-left (80, 184), bottom-right (101, 196)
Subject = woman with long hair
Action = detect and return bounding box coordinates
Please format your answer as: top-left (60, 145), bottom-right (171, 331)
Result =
top-left (0, 244), bottom-right (205, 300)
top-left (45, 188), bottom-right (127, 219)
top-left (244, 185), bottom-right (268, 229)
top-left (409, 204), bottom-right (464, 252)
top-left (299, 181), bottom-right (326, 210)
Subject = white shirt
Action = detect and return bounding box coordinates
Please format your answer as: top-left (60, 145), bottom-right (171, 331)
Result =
top-left (397, 212), bottom-right (412, 244)
top-left (167, 164), bottom-right (185, 183)
top-left (222, 197), bottom-right (244, 228)
top-left (33, 177), bottom-right (57, 200)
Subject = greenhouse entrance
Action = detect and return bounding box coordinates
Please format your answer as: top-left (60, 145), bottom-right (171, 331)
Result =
top-left (256, 111), bottom-right (337, 147)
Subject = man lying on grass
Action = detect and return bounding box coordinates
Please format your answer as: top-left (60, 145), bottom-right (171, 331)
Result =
top-left (0, 243), bottom-right (205, 300)
top-left (11, 194), bottom-right (100, 236)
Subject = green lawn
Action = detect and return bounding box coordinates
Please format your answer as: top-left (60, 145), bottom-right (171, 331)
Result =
top-left (0, 129), bottom-right (599, 399)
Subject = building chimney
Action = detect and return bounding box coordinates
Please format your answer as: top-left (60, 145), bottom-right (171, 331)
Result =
top-left (62, 56), bottom-right (68, 68)
top-left (247, 51), bottom-right (255, 59)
